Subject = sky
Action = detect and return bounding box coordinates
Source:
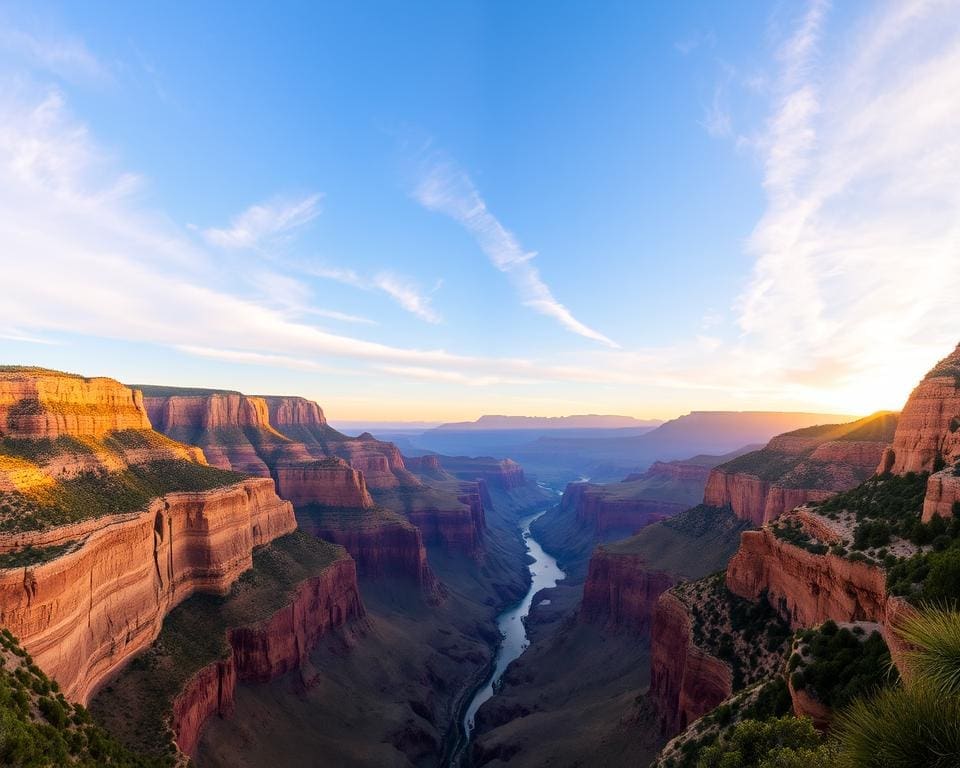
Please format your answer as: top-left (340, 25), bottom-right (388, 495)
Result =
top-left (0, 0), bottom-right (959, 422)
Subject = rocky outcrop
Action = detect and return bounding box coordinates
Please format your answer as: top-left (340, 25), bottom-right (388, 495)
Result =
top-left (725, 528), bottom-right (887, 629)
top-left (273, 458), bottom-right (374, 509)
top-left (296, 506), bottom-right (440, 598)
top-left (787, 670), bottom-right (833, 731)
top-left (921, 468), bottom-right (960, 522)
top-left (171, 556), bottom-right (363, 755)
top-left (562, 481), bottom-right (682, 537)
top-left (262, 395), bottom-right (328, 430)
top-left (882, 344), bottom-right (960, 474)
top-left (650, 592), bottom-right (733, 733)
top-left (639, 460), bottom-right (713, 484)
top-left (0, 369), bottom-right (152, 439)
top-left (580, 549), bottom-right (674, 633)
top-left (705, 414), bottom-right (897, 526)
top-left (0, 478), bottom-right (295, 703)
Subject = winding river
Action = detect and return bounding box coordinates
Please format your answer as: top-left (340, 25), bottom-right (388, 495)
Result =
top-left (453, 508), bottom-right (566, 762)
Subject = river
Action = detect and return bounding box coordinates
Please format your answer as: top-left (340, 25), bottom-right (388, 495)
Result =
top-left (453, 507), bottom-right (566, 762)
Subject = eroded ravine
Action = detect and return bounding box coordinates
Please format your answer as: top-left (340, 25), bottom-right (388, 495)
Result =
top-left (448, 506), bottom-right (566, 765)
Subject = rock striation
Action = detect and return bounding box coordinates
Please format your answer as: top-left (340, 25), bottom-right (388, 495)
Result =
top-left (0, 369), bottom-right (152, 439)
top-left (561, 481), bottom-right (683, 538)
top-left (704, 413), bottom-right (897, 526)
top-left (0, 478), bottom-right (295, 703)
top-left (580, 549), bottom-right (674, 633)
top-left (273, 457), bottom-right (374, 509)
top-left (725, 527), bottom-right (887, 629)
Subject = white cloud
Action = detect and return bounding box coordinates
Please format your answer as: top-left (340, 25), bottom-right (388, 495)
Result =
top-left (701, 85), bottom-right (733, 138)
top-left (309, 263), bottom-right (441, 323)
top-left (413, 157), bottom-right (618, 348)
top-left (204, 194), bottom-right (322, 250)
top-left (733, 0), bottom-right (960, 408)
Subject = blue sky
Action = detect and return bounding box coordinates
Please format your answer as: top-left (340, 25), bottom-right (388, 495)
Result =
top-left (1, 1), bottom-right (958, 421)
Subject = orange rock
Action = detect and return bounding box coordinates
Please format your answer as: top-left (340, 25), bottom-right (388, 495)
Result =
top-left (0, 370), bottom-right (151, 439)
top-left (274, 458), bottom-right (374, 509)
top-left (725, 529), bottom-right (887, 629)
top-left (921, 468), bottom-right (960, 521)
top-left (0, 478), bottom-right (295, 704)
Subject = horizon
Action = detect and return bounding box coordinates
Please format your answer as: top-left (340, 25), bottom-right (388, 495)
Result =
top-left (2, 1), bottom-right (959, 420)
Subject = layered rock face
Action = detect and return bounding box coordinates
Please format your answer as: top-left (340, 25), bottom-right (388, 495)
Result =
top-left (143, 391), bottom-right (288, 477)
top-left (881, 344), bottom-right (960, 474)
top-left (580, 549), bottom-right (674, 633)
top-left (296, 506), bottom-right (440, 597)
top-left (273, 458), bottom-right (374, 508)
top-left (0, 369), bottom-right (151, 439)
top-left (704, 413), bottom-right (897, 526)
top-left (725, 528), bottom-right (887, 629)
top-left (561, 481), bottom-right (682, 538)
top-left (407, 503), bottom-right (485, 556)
top-left (142, 388), bottom-right (416, 490)
top-left (172, 556), bottom-right (364, 756)
top-left (650, 592), bottom-right (733, 733)
top-left (0, 477), bottom-right (295, 703)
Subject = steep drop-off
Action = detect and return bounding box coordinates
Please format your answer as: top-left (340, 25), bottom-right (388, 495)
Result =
top-left (90, 532), bottom-right (363, 759)
top-left (0, 369), bottom-right (297, 708)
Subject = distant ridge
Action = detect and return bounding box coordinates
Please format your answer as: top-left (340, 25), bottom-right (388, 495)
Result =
top-left (435, 414), bottom-right (663, 431)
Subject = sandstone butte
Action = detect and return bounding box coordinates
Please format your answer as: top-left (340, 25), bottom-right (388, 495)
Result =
top-left (703, 411), bottom-right (899, 527)
top-left (646, 347), bottom-right (960, 739)
top-left (142, 387), bottom-right (489, 561)
top-left (0, 369), bottom-right (303, 705)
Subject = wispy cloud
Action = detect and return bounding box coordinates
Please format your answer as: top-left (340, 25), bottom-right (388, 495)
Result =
top-left (204, 194), bottom-right (322, 250)
top-left (413, 156), bottom-right (618, 348)
top-left (675, 29), bottom-right (717, 56)
top-left (0, 23), bottom-right (106, 83)
top-left (309, 264), bottom-right (441, 323)
top-left (733, 0), bottom-right (960, 406)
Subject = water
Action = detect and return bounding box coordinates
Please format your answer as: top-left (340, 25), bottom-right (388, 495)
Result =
top-left (461, 509), bottom-right (566, 740)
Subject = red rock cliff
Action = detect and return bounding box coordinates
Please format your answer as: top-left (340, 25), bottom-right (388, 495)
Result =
top-left (172, 556), bottom-right (364, 756)
top-left (0, 478), bottom-right (295, 703)
top-left (581, 549), bottom-right (674, 633)
top-left (273, 458), bottom-right (374, 509)
top-left (882, 344), bottom-right (960, 474)
top-left (649, 592), bottom-right (733, 734)
top-left (0, 370), bottom-right (151, 439)
top-left (725, 528), bottom-right (888, 629)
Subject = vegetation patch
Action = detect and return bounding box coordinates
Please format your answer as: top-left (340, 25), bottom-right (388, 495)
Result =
top-left (788, 621), bottom-right (896, 708)
top-left (295, 503), bottom-right (412, 532)
top-left (0, 540), bottom-right (79, 569)
top-left (679, 574), bottom-right (791, 690)
top-left (0, 460), bottom-right (246, 532)
top-left (0, 627), bottom-right (166, 767)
